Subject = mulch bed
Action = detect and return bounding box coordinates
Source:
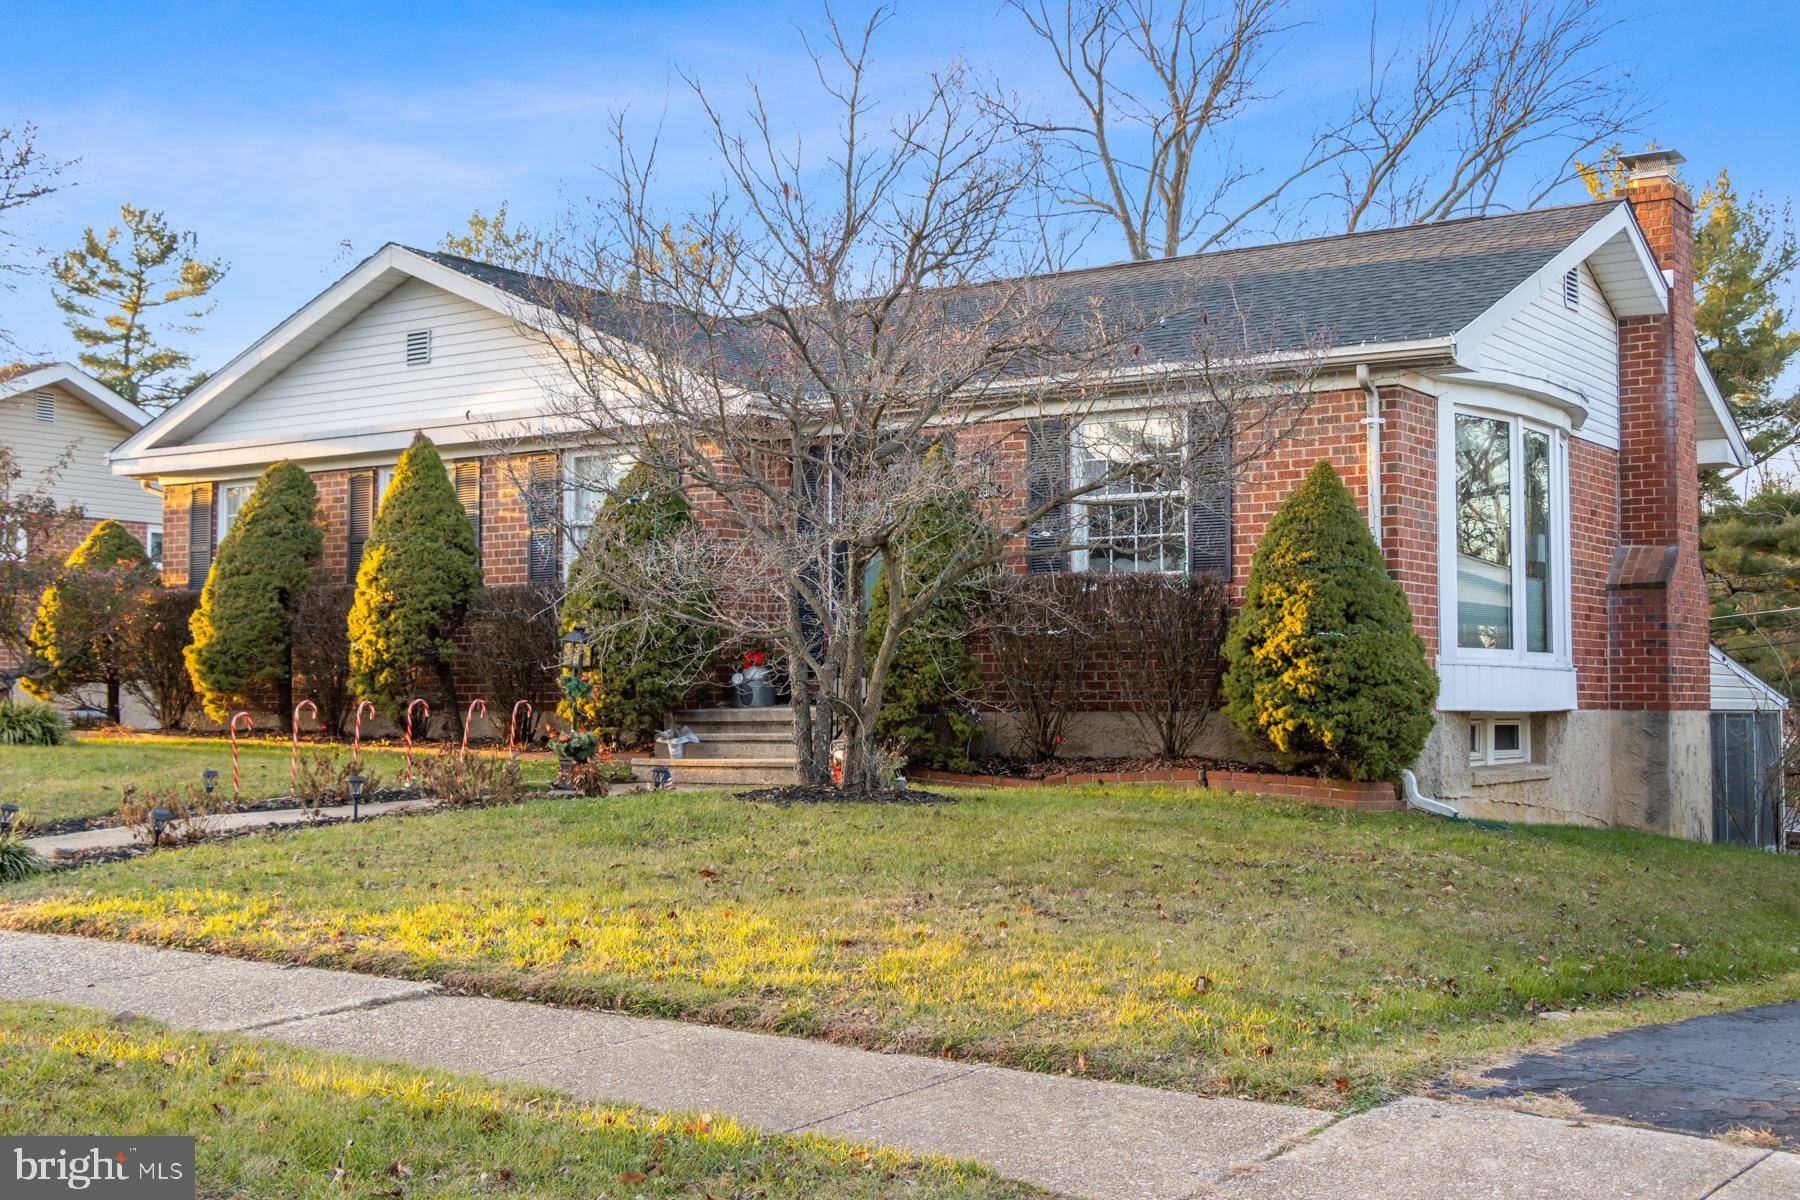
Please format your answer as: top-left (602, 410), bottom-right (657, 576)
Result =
top-left (960, 754), bottom-right (1268, 779)
top-left (737, 784), bottom-right (955, 806)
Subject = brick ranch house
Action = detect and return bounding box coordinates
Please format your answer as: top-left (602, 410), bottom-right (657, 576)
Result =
top-left (2, 363), bottom-right (161, 696)
top-left (106, 150), bottom-right (1759, 839)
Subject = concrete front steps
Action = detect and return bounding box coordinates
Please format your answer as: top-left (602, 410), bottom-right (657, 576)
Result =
top-left (628, 704), bottom-right (799, 786)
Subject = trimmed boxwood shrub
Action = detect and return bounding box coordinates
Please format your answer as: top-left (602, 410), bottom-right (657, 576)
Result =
top-left (348, 435), bottom-right (481, 718)
top-left (1221, 460), bottom-right (1437, 780)
top-left (186, 461), bottom-right (323, 728)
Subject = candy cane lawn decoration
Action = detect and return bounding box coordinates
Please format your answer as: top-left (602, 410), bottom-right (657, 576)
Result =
top-left (507, 700), bottom-right (533, 759)
top-left (228, 711), bottom-right (253, 798)
top-left (404, 698), bottom-right (430, 787)
top-left (461, 699), bottom-right (486, 756)
top-left (291, 700), bottom-right (318, 800)
top-left (351, 700), bottom-right (377, 771)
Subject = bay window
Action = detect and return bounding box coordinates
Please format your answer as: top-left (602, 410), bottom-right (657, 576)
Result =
top-left (1071, 414), bottom-right (1186, 573)
top-left (1452, 410), bottom-right (1562, 655)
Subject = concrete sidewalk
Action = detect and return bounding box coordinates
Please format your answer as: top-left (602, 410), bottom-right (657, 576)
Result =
top-left (24, 797), bottom-right (432, 857)
top-left (0, 931), bottom-right (1793, 1199)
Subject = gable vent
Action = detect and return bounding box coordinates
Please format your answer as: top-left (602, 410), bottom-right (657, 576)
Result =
top-left (405, 329), bottom-right (433, 366)
top-left (33, 392), bottom-right (54, 422)
top-left (1561, 267), bottom-right (1580, 309)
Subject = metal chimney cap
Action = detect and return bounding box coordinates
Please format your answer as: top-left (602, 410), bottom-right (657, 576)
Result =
top-left (1618, 149), bottom-right (1686, 180)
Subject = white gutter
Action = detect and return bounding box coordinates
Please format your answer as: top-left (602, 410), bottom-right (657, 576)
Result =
top-left (1356, 364), bottom-right (1383, 551)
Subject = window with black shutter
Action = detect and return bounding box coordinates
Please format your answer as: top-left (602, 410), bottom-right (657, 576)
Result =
top-left (454, 459), bottom-right (482, 549)
top-left (346, 469), bottom-right (377, 582)
top-left (1024, 418), bottom-right (1070, 573)
top-left (526, 455), bottom-right (559, 582)
top-left (1186, 410), bottom-right (1232, 577)
top-left (186, 484), bottom-right (214, 590)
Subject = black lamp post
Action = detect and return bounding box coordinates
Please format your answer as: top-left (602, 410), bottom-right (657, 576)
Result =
top-left (346, 772), bottom-right (366, 822)
top-left (0, 803), bottom-right (17, 837)
top-left (149, 806), bottom-right (173, 846)
top-left (202, 768), bottom-right (220, 797)
top-left (560, 625), bottom-right (593, 671)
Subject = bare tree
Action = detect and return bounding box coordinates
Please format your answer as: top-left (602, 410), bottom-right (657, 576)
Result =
top-left (0, 120), bottom-right (73, 355)
top-left (519, 8), bottom-right (1326, 791)
top-left (998, 0), bottom-right (1645, 259)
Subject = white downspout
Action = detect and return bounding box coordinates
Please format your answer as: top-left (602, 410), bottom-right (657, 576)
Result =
top-left (1357, 363), bottom-right (1383, 551)
top-left (1400, 769), bottom-right (1462, 819)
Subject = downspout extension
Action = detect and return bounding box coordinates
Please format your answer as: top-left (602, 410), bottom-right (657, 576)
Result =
top-left (1356, 364), bottom-right (1383, 551)
top-left (1399, 769), bottom-right (1462, 818)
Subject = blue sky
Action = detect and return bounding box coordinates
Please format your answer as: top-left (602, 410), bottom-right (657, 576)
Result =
top-left (3, 0), bottom-right (1797, 374)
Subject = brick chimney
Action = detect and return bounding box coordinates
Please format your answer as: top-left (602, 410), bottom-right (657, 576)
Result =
top-left (1609, 148), bottom-right (1709, 713)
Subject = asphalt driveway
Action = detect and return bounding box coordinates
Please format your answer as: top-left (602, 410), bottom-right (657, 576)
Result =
top-left (1456, 1002), bottom-right (1800, 1146)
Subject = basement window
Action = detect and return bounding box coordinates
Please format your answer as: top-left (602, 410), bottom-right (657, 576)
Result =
top-left (405, 329), bottom-right (432, 365)
top-left (1561, 268), bottom-right (1580, 310)
top-left (1469, 716), bottom-right (1529, 766)
top-left (34, 392), bottom-right (54, 422)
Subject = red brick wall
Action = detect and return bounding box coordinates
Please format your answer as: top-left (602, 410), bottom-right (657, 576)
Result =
top-left (1609, 170), bottom-right (1709, 711)
top-left (1569, 438), bottom-right (1620, 709)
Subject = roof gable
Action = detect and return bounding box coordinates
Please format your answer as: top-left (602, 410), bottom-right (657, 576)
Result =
top-left (0, 363), bottom-right (149, 431)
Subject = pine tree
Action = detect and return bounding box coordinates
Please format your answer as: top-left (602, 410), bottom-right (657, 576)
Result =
top-left (1221, 461), bottom-right (1438, 781)
top-left (186, 461), bottom-right (322, 728)
top-left (866, 489), bottom-right (987, 771)
top-left (51, 204), bottom-right (227, 409)
top-left (24, 520), bottom-right (155, 722)
top-left (1704, 485), bottom-right (1800, 695)
top-left (348, 435), bottom-right (481, 718)
top-left (558, 462), bottom-right (706, 746)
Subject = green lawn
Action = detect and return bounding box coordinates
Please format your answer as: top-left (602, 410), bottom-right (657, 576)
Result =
top-left (0, 1000), bottom-right (1029, 1199)
top-left (0, 734), bottom-right (556, 826)
top-left (5, 785), bottom-right (1799, 1105)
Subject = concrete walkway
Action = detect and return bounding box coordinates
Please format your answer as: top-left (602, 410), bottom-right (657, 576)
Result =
top-left (1, 931), bottom-right (1794, 1199)
top-left (25, 797), bottom-right (432, 857)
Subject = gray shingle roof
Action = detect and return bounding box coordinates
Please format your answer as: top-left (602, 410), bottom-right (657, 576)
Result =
top-left (412, 199), bottom-right (1623, 363)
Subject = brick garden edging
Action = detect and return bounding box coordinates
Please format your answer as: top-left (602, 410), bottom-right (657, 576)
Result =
top-left (907, 767), bottom-right (1403, 812)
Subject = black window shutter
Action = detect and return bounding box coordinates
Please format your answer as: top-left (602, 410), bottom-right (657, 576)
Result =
top-left (1186, 409), bottom-right (1232, 577)
top-left (1024, 418), bottom-right (1070, 573)
top-left (454, 459), bottom-right (482, 548)
top-left (186, 483), bottom-right (214, 591)
top-left (346, 469), bottom-right (376, 582)
top-left (526, 455), bottom-right (560, 582)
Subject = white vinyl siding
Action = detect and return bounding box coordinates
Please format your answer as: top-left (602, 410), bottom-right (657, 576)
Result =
top-left (1476, 261), bottom-right (1621, 449)
top-left (197, 278), bottom-right (559, 443)
top-left (0, 383), bottom-right (161, 523)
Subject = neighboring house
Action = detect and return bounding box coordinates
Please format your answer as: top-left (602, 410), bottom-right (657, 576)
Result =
top-left (2, 362), bottom-right (162, 562)
top-left (109, 149), bottom-right (1750, 839)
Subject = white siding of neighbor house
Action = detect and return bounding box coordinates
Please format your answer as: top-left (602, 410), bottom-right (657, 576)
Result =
top-left (0, 383), bottom-right (160, 523)
top-left (1475, 261), bottom-right (1621, 449)
top-left (197, 277), bottom-right (559, 443)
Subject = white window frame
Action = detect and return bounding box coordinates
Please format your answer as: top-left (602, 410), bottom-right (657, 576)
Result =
top-left (377, 465), bottom-right (395, 511)
top-left (1438, 394), bottom-right (1572, 670)
top-left (145, 525), bottom-right (164, 569)
top-left (1469, 716), bottom-right (1530, 766)
top-left (216, 480), bottom-right (257, 541)
top-left (1069, 412), bottom-right (1187, 575)
top-left (562, 449), bottom-right (633, 575)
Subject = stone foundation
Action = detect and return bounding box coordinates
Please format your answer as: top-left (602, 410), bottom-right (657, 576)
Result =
top-left (1413, 708), bottom-right (1711, 839)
